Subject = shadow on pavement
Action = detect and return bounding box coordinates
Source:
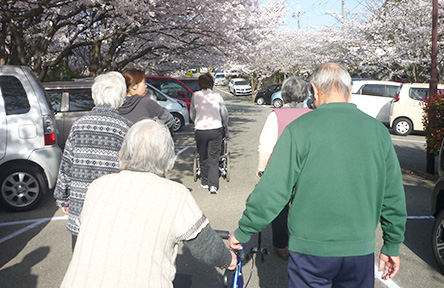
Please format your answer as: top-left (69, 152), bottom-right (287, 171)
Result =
top-left (0, 246), bottom-right (50, 287)
top-left (403, 178), bottom-right (439, 272)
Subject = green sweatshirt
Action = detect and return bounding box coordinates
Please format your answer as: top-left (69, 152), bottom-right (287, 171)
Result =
top-left (235, 102), bottom-right (407, 257)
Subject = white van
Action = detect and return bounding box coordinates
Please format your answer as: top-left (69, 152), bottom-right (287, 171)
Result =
top-left (350, 80), bottom-right (402, 125)
top-left (390, 83), bottom-right (444, 136)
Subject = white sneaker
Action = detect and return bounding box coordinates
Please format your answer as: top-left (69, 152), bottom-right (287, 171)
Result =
top-left (200, 184), bottom-right (209, 189)
top-left (209, 186), bottom-right (218, 194)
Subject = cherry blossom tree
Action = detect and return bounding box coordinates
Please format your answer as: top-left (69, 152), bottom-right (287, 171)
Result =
top-left (0, 0), bottom-right (288, 80)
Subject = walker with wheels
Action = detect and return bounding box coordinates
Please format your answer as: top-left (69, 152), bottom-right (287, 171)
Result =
top-left (193, 126), bottom-right (230, 182)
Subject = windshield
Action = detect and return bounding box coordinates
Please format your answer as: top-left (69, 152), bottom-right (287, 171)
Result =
top-left (235, 80), bottom-right (249, 86)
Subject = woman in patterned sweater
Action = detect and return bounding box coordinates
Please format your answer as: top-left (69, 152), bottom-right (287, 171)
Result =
top-left (54, 71), bottom-right (132, 250)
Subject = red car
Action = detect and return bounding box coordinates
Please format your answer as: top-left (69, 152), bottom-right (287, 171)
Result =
top-left (146, 76), bottom-right (193, 112)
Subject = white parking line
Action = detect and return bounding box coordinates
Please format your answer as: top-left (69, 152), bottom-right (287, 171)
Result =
top-left (391, 137), bottom-right (425, 144)
top-left (175, 146), bottom-right (193, 158)
top-left (0, 147), bottom-right (194, 245)
top-left (407, 216), bottom-right (434, 219)
top-left (0, 215), bottom-right (67, 245)
top-left (375, 265), bottom-right (402, 288)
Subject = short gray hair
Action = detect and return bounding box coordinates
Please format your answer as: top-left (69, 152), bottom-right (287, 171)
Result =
top-left (92, 71), bottom-right (127, 109)
top-left (310, 63), bottom-right (351, 98)
top-left (119, 119), bottom-right (175, 175)
top-left (281, 76), bottom-right (308, 104)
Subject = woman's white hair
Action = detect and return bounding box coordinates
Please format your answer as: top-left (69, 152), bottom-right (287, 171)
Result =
top-left (91, 71), bottom-right (127, 109)
top-left (119, 119), bottom-right (175, 175)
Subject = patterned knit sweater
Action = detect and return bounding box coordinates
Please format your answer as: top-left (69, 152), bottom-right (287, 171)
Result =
top-left (54, 105), bottom-right (132, 235)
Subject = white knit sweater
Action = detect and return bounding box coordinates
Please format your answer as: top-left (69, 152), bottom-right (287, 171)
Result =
top-left (61, 171), bottom-right (209, 288)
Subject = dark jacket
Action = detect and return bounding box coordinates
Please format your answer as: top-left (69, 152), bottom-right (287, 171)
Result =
top-left (119, 95), bottom-right (174, 128)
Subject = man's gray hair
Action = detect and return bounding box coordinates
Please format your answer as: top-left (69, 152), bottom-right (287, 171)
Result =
top-left (310, 63), bottom-right (351, 98)
top-left (119, 119), bottom-right (175, 175)
top-left (92, 71), bottom-right (127, 109)
top-left (281, 76), bottom-right (308, 105)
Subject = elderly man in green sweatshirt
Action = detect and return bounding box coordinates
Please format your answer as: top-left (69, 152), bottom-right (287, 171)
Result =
top-left (229, 62), bottom-right (407, 288)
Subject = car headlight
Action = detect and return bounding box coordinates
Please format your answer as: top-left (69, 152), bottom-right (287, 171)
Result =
top-left (177, 99), bottom-right (186, 108)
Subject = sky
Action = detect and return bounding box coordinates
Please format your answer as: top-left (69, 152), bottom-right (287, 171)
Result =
top-left (281, 0), bottom-right (372, 31)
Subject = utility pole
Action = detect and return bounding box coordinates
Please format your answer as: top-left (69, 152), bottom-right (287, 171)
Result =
top-left (427, 0), bottom-right (439, 174)
top-left (342, 0), bottom-right (345, 29)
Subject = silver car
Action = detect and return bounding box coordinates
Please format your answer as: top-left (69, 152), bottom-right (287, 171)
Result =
top-left (44, 80), bottom-right (189, 149)
top-left (0, 66), bottom-right (62, 211)
top-left (145, 83), bottom-right (190, 132)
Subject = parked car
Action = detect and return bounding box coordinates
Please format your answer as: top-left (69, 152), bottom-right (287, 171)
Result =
top-left (44, 80), bottom-right (189, 149)
top-left (390, 83), bottom-right (444, 136)
top-left (176, 77), bottom-right (200, 92)
top-left (0, 65), bottom-right (62, 211)
top-left (431, 138), bottom-right (444, 274)
top-left (271, 90), bottom-right (313, 109)
top-left (44, 80), bottom-right (94, 150)
top-left (350, 80), bottom-right (402, 125)
top-left (255, 84), bottom-right (282, 105)
top-left (145, 83), bottom-right (190, 132)
top-left (145, 76), bottom-right (194, 111)
top-left (214, 73), bottom-right (227, 86)
top-left (228, 78), bottom-right (252, 96)
top-left (271, 91), bottom-right (284, 108)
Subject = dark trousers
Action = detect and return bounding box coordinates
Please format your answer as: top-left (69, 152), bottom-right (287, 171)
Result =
top-left (288, 252), bottom-right (374, 288)
top-left (72, 234), bottom-right (77, 252)
top-left (195, 128), bottom-right (223, 189)
top-left (272, 204), bottom-right (289, 249)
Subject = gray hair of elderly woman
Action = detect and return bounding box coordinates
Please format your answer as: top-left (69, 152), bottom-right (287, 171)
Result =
top-left (91, 71), bottom-right (127, 109)
top-left (310, 62), bottom-right (352, 99)
top-left (119, 119), bottom-right (175, 175)
top-left (281, 76), bottom-right (308, 105)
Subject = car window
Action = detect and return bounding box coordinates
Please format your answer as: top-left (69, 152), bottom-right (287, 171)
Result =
top-left (270, 85), bottom-right (280, 92)
top-left (68, 89), bottom-right (94, 111)
top-left (182, 80), bottom-right (200, 92)
top-left (409, 88), bottom-right (428, 100)
top-left (160, 82), bottom-right (189, 98)
top-left (0, 76), bottom-right (30, 115)
top-left (387, 85), bottom-right (400, 97)
top-left (147, 79), bottom-right (192, 98)
top-left (360, 84), bottom-right (385, 97)
top-left (147, 86), bottom-right (166, 101)
top-left (46, 90), bottom-right (63, 112)
top-left (235, 80), bottom-right (249, 85)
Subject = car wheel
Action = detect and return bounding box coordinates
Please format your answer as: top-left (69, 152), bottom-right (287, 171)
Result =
top-left (432, 209), bottom-right (444, 274)
top-left (273, 98), bottom-right (283, 108)
top-left (256, 97), bottom-right (265, 105)
top-left (393, 118), bottom-right (413, 136)
top-left (0, 165), bottom-right (46, 211)
top-left (171, 113), bottom-right (184, 132)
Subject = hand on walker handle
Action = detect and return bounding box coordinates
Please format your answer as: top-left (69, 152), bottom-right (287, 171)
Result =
top-left (227, 250), bottom-right (237, 270)
top-left (378, 253), bottom-right (400, 280)
top-left (61, 206), bottom-right (69, 215)
top-left (255, 170), bottom-right (264, 178)
top-left (228, 231), bottom-right (243, 250)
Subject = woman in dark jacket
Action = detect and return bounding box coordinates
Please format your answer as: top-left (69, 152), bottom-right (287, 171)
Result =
top-left (119, 68), bottom-right (174, 129)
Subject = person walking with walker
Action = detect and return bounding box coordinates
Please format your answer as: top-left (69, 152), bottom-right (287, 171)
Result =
top-left (190, 73), bottom-right (228, 194)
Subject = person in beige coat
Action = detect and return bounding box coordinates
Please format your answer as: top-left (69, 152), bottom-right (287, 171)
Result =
top-left (61, 119), bottom-right (236, 288)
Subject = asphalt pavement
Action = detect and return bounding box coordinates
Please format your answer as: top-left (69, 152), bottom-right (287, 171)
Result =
top-left (1, 89), bottom-right (444, 287)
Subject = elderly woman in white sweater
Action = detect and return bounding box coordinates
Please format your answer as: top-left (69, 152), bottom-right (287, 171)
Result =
top-left (61, 119), bottom-right (236, 288)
